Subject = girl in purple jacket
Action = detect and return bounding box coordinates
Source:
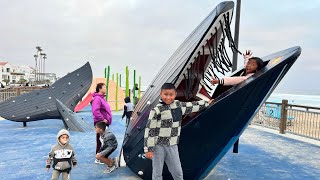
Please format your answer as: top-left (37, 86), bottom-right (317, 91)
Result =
top-left (91, 83), bottom-right (112, 164)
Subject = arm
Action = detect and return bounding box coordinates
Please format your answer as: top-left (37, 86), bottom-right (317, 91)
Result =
top-left (218, 73), bottom-right (253, 86)
top-left (92, 99), bottom-right (104, 120)
top-left (46, 147), bottom-right (54, 169)
top-left (71, 148), bottom-right (77, 167)
top-left (122, 105), bottom-right (127, 119)
top-left (243, 50), bottom-right (252, 67)
top-left (180, 100), bottom-right (209, 115)
top-left (104, 101), bottom-right (112, 125)
top-left (99, 134), bottom-right (117, 156)
top-left (143, 109), bottom-right (158, 153)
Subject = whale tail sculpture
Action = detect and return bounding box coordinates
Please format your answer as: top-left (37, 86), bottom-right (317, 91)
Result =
top-left (0, 62), bottom-right (94, 132)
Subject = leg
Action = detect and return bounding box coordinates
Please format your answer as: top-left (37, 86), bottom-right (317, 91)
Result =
top-left (97, 156), bottom-right (113, 166)
top-left (126, 118), bottom-right (129, 127)
top-left (164, 145), bottom-right (183, 180)
top-left (152, 145), bottom-right (166, 180)
top-left (97, 148), bottom-right (116, 166)
top-left (61, 171), bottom-right (71, 180)
top-left (94, 122), bottom-right (102, 154)
top-left (96, 133), bottom-right (101, 154)
top-left (51, 169), bottom-right (60, 180)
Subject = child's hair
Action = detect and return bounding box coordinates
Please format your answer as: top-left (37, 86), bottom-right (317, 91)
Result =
top-left (124, 97), bottom-right (131, 103)
top-left (96, 121), bottom-right (109, 130)
top-left (250, 57), bottom-right (265, 71)
top-left (161, 83), bottom-right (176, 91)
top-left (96, 83), bottom-right (105, 93)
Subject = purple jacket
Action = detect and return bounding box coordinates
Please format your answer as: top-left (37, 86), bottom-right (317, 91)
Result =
top-left (91, 93), bottom-right (112, 125)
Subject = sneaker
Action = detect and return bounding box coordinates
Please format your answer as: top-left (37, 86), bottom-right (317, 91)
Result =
top-left (113, 157), bottom-right (119, 168)
top-left (95, 159), bottom-right (104, 165)
top-left (103, 165), bottom-right (116, 173)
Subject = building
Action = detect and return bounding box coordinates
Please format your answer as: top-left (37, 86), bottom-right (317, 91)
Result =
top-left (0, 61), bottom-right (57, 86)
top-left (0, 62), bottom-right (13, 85)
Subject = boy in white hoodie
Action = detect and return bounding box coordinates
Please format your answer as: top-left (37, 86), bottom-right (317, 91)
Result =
top-left (46, 129), bottom-right (77, 180)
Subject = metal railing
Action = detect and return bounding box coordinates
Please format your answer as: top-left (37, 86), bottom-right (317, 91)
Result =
top-left (0, 87), bottom-right (46, 103)
top-left (252, 100), bottom-right (320, 140)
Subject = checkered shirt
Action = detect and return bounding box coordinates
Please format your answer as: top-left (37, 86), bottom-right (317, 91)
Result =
top-left (144, 100), bottom-right (209, 152)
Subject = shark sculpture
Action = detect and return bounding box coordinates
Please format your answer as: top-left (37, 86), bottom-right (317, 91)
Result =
top-left (122, 1), bottom-right (301, 179)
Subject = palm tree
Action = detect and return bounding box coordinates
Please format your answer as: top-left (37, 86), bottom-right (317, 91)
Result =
top-left (34, 54), bottom-right (38, 82)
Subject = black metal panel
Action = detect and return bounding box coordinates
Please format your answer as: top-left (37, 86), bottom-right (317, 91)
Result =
top-left (0, 62), bottom-right (93, 122)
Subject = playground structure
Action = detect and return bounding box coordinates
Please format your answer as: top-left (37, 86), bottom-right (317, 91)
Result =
top-left (122, 1), bottom-right (301, 179)
top-left (74, 66), bottom-right (143, 112)
top-left (74, 78), bottom-right (125, 112)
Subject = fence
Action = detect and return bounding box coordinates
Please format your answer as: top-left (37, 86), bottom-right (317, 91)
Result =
top-left (252, 100), bottom-right (320, 140)
top-left (0, 87), bottom-right (46, 103)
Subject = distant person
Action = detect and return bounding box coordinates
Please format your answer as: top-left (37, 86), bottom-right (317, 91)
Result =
top-left (122, 97), bottom-right (134, 127)
top-left (91, 83), bottom-right (112, 164)
top-left (95, 121), bottom-right (118, 173)
top-left (144, 83), bottom-right (213, 180)
top-left (211, 50), bottom-right (265, 86)
top-left (46, 129), bottom-right (77, 180)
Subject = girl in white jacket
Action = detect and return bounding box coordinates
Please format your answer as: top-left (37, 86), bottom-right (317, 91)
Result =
top-left (211, 50), bottom-right (264, 86)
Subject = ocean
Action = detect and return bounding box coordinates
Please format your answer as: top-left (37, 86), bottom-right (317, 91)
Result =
top-left (268, 93), bottom-right (320, 107)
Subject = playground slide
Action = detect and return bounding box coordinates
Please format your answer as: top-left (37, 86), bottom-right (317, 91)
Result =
top-left (74, 93), bottom-right (93, 112)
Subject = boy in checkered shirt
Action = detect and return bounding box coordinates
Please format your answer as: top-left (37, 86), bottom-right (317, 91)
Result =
top-left (144, 83), bottom-right (213, 180)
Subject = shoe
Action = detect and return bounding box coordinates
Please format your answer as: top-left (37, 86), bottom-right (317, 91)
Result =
top-left (95, 159), bottom-right (104, 165)
top-left (113, 157), bottom-right (119, 168)
top-left (103, 165), bottom-right (116, 173)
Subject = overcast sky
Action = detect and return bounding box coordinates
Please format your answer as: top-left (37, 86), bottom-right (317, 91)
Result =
top-left (1, 0), bottom-right (319, 94)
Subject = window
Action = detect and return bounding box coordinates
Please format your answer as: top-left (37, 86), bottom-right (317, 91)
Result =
top-left (12, 76), bottom-right (16, 79)
top-left (6, 68), bottom-right (10, 73)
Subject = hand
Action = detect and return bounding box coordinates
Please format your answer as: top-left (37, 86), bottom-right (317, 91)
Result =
top-left (243, 50), bottom-right (252, 59)
top-left (211, 79), bottom-right (219, 85)
top-left (46, 168), bottom-right (50, 172)
top-left (145, 152), bottom-right (153, 160)
top-left (96, 153), bottom-right (102, 159)
top-left (208, 99), bottom-right (215, 104)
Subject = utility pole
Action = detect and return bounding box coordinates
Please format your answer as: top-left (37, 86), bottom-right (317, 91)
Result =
top-left (232, 0), bottom-right (241, 72)
top-left (232, 0), bottom-right (241, 154)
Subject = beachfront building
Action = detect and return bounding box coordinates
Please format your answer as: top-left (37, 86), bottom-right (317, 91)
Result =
top-left (0, 61), bottom-right (13, 85)
top-left (12, 65), bottom-right (36, 84)
top-left (0, 61), bottom-right (57, 86)
top-left (44, 73), bottom-right (57, 84)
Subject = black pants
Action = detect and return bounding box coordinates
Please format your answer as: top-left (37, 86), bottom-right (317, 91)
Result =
top-left (94, 121), bottom-right (101, 154)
